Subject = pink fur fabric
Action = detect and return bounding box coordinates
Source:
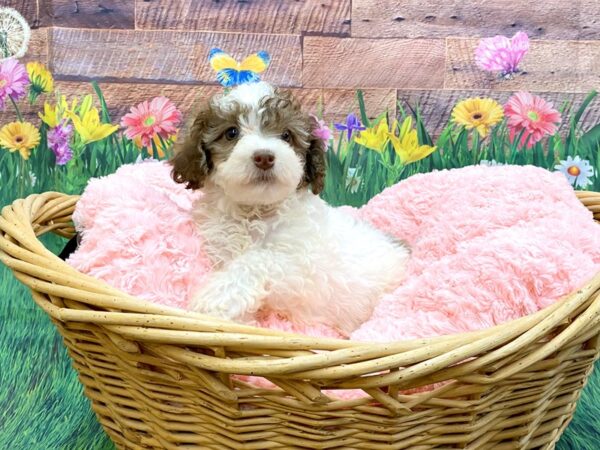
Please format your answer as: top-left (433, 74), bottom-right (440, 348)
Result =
top-left (68, 161), bottom-right (600, 347)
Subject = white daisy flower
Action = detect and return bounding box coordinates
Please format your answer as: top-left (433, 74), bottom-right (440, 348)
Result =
top-left (345, 167), bottom-right (362, 193)
top-left (554, 155), bottom-right (594, 188)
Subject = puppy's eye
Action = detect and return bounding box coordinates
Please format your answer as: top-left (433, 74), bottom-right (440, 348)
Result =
top-left (281, 130), bottom-right (291, 142)
top-left (224, 127), bottom-right (239, 140)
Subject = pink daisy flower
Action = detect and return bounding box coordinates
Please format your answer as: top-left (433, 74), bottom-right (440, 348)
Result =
top-left (475, 31), bottom-right (529, 76)
top-left (504, 92), bottom-right (561, 148)
top-left (120, 96), bottom-right (182, 148)
top-left (0, 58), bottom-right (29, 110)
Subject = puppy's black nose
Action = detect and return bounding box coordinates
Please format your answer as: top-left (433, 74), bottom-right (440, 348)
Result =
top-left (253, 151), bottom-right (275, 170)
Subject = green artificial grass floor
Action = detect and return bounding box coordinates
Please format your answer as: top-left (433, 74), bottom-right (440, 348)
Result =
top-left (1, 237), bottom-right (599, 450)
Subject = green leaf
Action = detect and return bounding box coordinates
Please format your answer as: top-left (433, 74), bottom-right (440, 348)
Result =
top-left (414, 104), bottom-right (433, 147)
top-left (91, 81), bottom-right (112, 123)
top-left (546, 137), bottom-right (556, 167)
top-left (580, 123), bottom-right (600, 153)
top-left (356, 90), bottom-right (370, 128)
top-left (573, 90), bottom-right (597, 128)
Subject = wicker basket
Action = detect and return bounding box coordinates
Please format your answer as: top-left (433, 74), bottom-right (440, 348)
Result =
top-left (2, 191), bottom-right (600, 450)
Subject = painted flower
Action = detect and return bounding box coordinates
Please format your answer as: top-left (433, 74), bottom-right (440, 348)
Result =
top-left (451, 97), bottom-right (504, 137)
top-left (26, 61), bottom-right (53, 102)
top-left (121, 96), bottom-right (182, 148)
top-left (0, 121), bottom-right (40, 159)
top-left (346, 167), bottom-right (362, 193)
top-left (504, 92), bottom-right (561, 148)
top-left (475, 31), bottom-right (529, 76)
top-left (555, 156), bottom-right (594, 188)
top-left (69, 107), bottom-right (118, 144)
top-left (334, 113), bottom-right (366, 141)
top-left (47, 120), bottom-right (73, 165)
top-left (0, 7), bottom-right (31, 59)
top-left (354, 119), bottom-right (392, 153)
top-left (133, 133), bottom-right (176, 159)
top-left (0, 58), bottom-right (29, 109)
top-left (39, 95), bottom-right (79, 128)
top-left (388, 117), bottom-right (436, 164)
top-left (310, 115), bottom-right (332, 145)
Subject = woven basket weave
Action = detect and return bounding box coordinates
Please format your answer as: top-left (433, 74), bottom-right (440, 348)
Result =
top-left (2, 191), bottom-right (600, 450)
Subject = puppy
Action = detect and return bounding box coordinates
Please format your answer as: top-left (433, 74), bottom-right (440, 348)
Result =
top-left (170, 82), bottom-right (409, 334)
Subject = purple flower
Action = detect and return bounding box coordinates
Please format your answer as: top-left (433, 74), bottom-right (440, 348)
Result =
top-left (334, 113), bottom-right (366, 140)
top-left (310, 114), bottom-right (332, 146)
top-left (47, 120), bottom-right (73, 165)
top-left (0, 58), bottom-right (29, 110)
top-left (475, 31), bottom-right (529, 76)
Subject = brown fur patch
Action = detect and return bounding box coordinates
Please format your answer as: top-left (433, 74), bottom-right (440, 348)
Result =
top-left (170, 109), bottom-right (212, 190)
top-left (260, 89), bottom-right (311, 149)
top-left (260, 89), bottom-right (326, 194)
top-left (170, 99), bottom-right (242, 189)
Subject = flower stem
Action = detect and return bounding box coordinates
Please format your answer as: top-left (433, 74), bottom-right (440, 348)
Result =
top-left (9, 96), bottom-right (24, 122)
top-left (18, 156), bottom-right (25, 199)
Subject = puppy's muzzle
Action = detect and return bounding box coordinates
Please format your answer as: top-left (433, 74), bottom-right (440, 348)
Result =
top-left (253, 151), bottom-right (275, 171)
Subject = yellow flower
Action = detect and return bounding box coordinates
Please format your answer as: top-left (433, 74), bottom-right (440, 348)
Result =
top-left (26, 62), bottom-right (54, 102)
top-left (39, 95), bottom-right (80, 127)
top-left (354, 119), bottom-right (393, 152)
top-left (387, 117), bottom-right (437, 164)
top-left (0, 122), bottom-right (41, 160)
top-left (451, 97), bottom-right (504, 137)
top-left (133, 133), bottom-right (177, 158)
top-left (39, 102), bottom-right (59, 127)
top-left (69, 107), bottom-right (118, 144)
top-left (77, 94), bottom-right (93, 118)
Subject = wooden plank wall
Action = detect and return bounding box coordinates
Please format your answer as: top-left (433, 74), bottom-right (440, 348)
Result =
top-left (3, 0), bottom-right (600, 135)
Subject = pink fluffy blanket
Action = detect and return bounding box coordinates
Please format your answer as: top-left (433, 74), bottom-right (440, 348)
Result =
top-left (68, 161), bottom-right (600, 343)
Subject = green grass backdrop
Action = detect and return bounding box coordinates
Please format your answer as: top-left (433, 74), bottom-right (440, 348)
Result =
top-left (1, 85), bottom-right (600, 449)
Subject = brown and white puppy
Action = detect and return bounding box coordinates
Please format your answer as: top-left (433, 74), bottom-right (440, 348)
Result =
top-left (171, 82), bottom-right (409, 334)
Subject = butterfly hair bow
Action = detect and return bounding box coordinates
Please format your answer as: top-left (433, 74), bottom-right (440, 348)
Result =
top-left (209, 48), bottom-right (270, 88)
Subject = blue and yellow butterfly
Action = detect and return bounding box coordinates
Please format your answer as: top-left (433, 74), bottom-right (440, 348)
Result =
top-left (209, 48), bottom-right (271, 88)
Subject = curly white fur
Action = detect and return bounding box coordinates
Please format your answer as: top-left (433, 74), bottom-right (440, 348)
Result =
top-left (191, 188), bottom-right (409, 334)
top-left (187, 82), bottom-right (410, 334)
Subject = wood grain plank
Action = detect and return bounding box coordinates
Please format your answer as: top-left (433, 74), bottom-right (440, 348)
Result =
top-left (303, 37), bottom-right (445, 89)
top-left (292, 88), bottom-right (397, 124)
top-left (351, 0), bottom-right (599, 40)
top-left (397, 89), bottom-right (600, 138)
top-left (50, 0), bottom-right (135, 29)
top-left (4, 0), bottom-right (50, 28)
top-left (580, 0), bottom-right (600, 39)
top-left (22, 28), bottom-right (49, 65)
top-left (49, 28), bottom-right (302, 86)
top-left (135, 0), bottom-right (350, 36)
top-left (320, 88), bottom-right (398, 123)
top-left (445, 38), bottom-right (600, 93)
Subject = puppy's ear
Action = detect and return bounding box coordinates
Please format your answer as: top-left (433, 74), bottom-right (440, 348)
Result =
top-left (304, 117), bottom-right (327, 195)
top-left (170, 111), bottom-right (211, 190)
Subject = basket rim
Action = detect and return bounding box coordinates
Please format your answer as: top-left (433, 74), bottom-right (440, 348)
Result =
top-left (2, 190), bottom-right (600, 373)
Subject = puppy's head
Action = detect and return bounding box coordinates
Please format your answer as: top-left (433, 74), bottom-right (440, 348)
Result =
top-left (170, 82), bottom-right (326, 206)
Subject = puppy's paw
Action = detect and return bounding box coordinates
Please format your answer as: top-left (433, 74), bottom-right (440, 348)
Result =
top-left (189, 272), bottom-right (260, 321)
